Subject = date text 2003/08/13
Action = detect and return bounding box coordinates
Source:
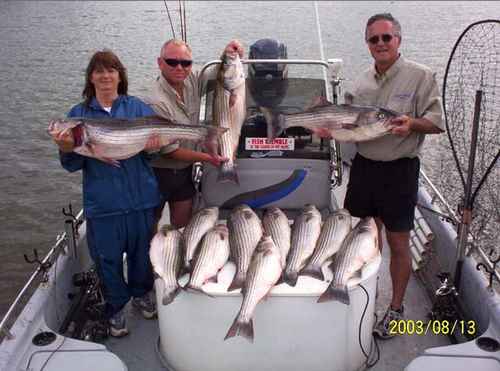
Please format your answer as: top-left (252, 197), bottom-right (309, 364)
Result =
top-left (388, 320), bottom-right (477, 336)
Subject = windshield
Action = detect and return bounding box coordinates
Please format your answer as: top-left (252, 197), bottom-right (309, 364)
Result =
top-left (203, 74), bottom-right (331, 160)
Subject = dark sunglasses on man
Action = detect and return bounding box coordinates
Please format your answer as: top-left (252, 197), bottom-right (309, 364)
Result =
top-left (163, 58), bottom-right (193, 68)
top-left (367, 33), bottom-right (396, 45)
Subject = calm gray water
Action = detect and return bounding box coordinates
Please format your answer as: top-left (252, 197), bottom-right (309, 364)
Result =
top-left (1, 1), bottom-right (498, 318)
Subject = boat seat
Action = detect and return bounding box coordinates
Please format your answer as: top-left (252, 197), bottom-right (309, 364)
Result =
top-left (405, 332), bottom-right (500, 371)
top-left (28, 349), bottom-right (127, 371)
top-left (405, 355), bottom-right (500, 371)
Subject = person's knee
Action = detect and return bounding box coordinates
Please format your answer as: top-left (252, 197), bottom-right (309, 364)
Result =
top-left (386, 231), bottom-right (410, 255)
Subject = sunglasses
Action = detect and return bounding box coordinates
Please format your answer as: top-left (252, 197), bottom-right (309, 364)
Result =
top-left (163, 58), bottom-right (193, 68)
top-left (367, 33), bottom-right (396, 45)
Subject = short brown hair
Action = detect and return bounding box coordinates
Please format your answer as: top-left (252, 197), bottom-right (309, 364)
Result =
top-left (160, 39), bottom-right (192, 57)
top-left (365, 13), bottom-right (402, 41)
top-left (82, 50), bottom-right (128, 107)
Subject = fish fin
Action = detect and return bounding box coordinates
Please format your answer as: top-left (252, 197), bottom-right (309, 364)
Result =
top-left (300, 264), bottom-right (325, 281)
top-left (183, 284), bottom-right (215, 298)
top-left (284, 271), bottom-right (298, 287)
top-left (227, 272), bottom-right (245, 292)
top-left (162, 286), bottom-right (180, 306)
top-left (224, 315), bottom-right (254, 342)
top-left (217, 165), bottom-right (239, 185)
top-left (317, 283), bottom-right (350, 305)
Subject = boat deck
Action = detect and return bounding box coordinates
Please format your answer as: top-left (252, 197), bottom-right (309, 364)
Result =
top-left (104, 241), bottom-right (450, 371)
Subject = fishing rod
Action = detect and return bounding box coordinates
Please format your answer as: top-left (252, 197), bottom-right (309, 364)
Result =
top-left (163, 0), bottom-right (188, 42)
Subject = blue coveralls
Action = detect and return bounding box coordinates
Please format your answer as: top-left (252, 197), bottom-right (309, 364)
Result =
top-left (60, 95), bottom-right (161, 317)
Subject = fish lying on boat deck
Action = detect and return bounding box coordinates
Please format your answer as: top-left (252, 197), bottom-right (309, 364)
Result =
top-left (317, 217), bottom-right (379, 305)
top-left (149, 225), bottom-right (182, 305)
top-left (225, 235), bottom-right (282, 342)
top-left (48, 115), bottom-right (227, 166)
top-left (301, 208), bottom-right (352, 281)
top-left (184, 224), bottom-right (230, 296)
top-left (227, 204), bottom-right (263, 292)
top-left (284, 204), bottom-right (322, 286)
top-left (182, 207), bottom-right (219, 271)
top-left (264, 101), bottom-right (399, 142)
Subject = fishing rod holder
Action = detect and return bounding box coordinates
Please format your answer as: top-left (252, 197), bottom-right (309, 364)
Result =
top-left (476, 249), bottom-right (500, 289)
top-left (62, 203), bottom-right (82, 259)
top-left (23, 249), bottom-right (52, 283)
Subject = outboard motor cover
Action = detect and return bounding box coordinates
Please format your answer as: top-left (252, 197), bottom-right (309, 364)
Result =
top-left (248, 38), bottom-right (288, 108)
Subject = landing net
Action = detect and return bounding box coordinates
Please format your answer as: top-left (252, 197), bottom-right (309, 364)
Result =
top-left (438, 20), bottom-right (499, 253)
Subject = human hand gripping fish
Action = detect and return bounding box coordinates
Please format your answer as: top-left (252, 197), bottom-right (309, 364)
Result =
top-left (388, 114), bottom-right (412, 136)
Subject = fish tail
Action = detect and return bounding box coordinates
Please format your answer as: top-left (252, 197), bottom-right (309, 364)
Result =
top-left (224, 314), bottom-right (254, 342)
top-left (227, 272), bottom-right (245, 292)
top-left (162, 286), bottom-right (180, 306)
top-left (284, 271), bottom-right (299, 287)
top-left (300, 263), bottom-right (325, 281)
top-left (317, 283), bottom-right (350, 305)
top-left (217, 163), bottom-right (239, 185)
top-left (262, 108), bottom-right (285, 139)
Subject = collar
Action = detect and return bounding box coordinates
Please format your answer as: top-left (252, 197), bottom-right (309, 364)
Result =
top-left (158, 73), bottom-right (184, 102)
top-left (372, 55), bottom-right (404, 82)
top-left (88, 95), bottom-right (126, 111)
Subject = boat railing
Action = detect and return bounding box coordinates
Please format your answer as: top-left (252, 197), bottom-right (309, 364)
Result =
top-left (419, 169), bottom-right (500, 284)
top-left (0, 209), bottom-right (84, 341)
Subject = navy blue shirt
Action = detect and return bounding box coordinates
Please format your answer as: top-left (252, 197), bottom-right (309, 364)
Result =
top-left (60, 95), bottom-right (161, 218)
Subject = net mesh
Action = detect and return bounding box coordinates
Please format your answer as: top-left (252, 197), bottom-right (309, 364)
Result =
top-left (437, 20), bottom-right (499, 253)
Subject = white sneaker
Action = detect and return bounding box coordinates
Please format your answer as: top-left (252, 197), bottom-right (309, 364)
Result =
top-left (132, 292), bottom-right (157, 319)
top-left (109, 309), bottom-right (129, 337)
top-left (373, 305), bottom-right (404, 339)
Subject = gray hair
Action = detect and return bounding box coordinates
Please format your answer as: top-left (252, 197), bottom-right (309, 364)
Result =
top-left (160, 39), bottom-right (192, 57)
top-left (365, 13), bottom-right (402, 41)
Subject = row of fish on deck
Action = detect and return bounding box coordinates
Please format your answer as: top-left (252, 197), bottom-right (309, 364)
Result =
top-left (47, 52), bottom-right (400, 180)
top-left (149, 204), bottom-right (380, 341)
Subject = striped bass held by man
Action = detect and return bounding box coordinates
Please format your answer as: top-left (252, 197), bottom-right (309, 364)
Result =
top-left (265, 101), bottom-right (400, 142)
top-left (48, 115), bottom-right (227, 167)
top-left (213, 52), bottom-right (246, 184)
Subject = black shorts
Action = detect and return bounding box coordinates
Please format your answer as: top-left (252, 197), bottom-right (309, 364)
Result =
top-left (153, 165), bottom-right (196, 203)
top-left (344, 154), bottom-right (420, 232)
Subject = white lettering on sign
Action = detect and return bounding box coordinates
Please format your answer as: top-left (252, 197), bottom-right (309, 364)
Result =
top-left (245, 137), bottom-right (295, 150)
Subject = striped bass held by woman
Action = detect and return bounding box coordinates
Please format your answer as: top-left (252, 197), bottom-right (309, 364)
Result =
top-left (48, 115), bottom-right (227, 167)
top-left (213, 52), bottom-right (247, 184)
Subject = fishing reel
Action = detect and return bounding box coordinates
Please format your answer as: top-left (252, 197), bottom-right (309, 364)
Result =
top-left (429, 272), bottom-right (460, 326)
top-left (61, 269), bottom-right (108, 341)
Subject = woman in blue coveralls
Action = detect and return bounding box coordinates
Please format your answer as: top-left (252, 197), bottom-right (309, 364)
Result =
top-left (51, 50), bottom-right (161, 337)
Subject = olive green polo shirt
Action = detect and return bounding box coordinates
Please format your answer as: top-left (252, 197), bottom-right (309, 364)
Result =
top-left (142, 70), bottom-right (204, 169)
top-left (346, 56), bottom-right (444, 161)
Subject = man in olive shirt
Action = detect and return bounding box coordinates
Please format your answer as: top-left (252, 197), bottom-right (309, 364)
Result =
top-left (344, 13), bottom-right (444, 339)
top-left (144, 39), bottom-right (244, 228)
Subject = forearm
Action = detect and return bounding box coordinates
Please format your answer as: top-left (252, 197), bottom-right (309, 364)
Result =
top-left (165, 147), bottom-right (211, 163)
top-left (410, 117), bottom-right (444, 134)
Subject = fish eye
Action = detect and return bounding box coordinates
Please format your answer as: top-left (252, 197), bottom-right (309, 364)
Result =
top-left (377, 112), bottom-right (386, 119)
